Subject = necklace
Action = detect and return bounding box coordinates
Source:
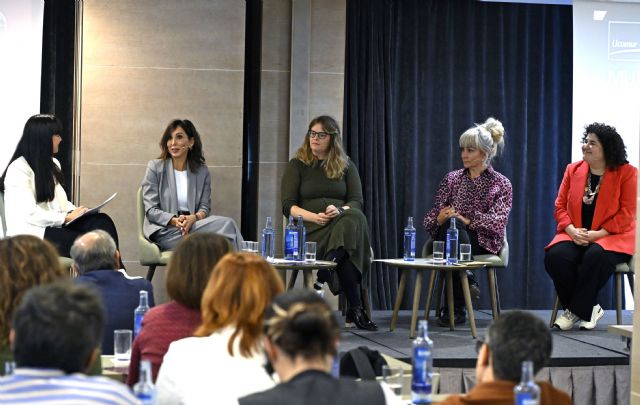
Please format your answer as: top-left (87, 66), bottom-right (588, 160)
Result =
top-left (583, 172), bottom-right (603, 205)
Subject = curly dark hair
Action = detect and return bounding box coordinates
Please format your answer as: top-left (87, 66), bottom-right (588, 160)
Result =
top-left (583, 123), bottom-right (628, 169)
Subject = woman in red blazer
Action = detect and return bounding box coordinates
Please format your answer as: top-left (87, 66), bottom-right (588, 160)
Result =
top-left (545, 123), bottom-right (636, 331)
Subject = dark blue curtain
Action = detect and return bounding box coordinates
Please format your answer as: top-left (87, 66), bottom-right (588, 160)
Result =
top-left (344, 0), bottom-right (618, 311)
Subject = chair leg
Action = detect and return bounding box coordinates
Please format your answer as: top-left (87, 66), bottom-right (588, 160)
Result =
top-left (410, 271), bottom-right (424, 339)
top-left (434, 272), bottom-right (444, 317)
top-left (627, 273), bottom-right (635, 298)
top-left (459, 270), bottom-right (477, 338)
top-left (549, 295), bottom-right (560, 328)
top-left (146, 265), bottom-right (156, 282)
top-left (390, 269), bottom-right (408, 331)
top-left (616, 273), bottom-right (622, 325)
top-left (487, 268), bottom-right (498, 319)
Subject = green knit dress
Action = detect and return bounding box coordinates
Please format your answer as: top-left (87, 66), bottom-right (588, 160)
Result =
top-left (281, 158), bottom-right (371, 288)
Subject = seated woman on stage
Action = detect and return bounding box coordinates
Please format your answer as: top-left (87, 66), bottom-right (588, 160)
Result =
top-left (281, 115), bottom-right (377, 331)
top-left (545, 123), bottom-right (636, 330)
top-left (239, 289), bottom-right (401, 405)
top-left (1, 114), bottom-right (121, 262)
top-left (126, 233), bottom-right (232, 385)
top-left (155, 252), bottom-right (284, 404)
top-left (141, 119), bottom-right (244, 251)
top-left (423, 117), bottom-right (512, 326)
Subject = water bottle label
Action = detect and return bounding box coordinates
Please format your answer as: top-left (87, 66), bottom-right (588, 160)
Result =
top-left (134, 314), bottom-right (143, 336)
top-left (516, 393), bottom-right (536, 405)
top-left (136, 393), bottom-right (155, 405)
top-left (411, 347), bottom-right (432, 394)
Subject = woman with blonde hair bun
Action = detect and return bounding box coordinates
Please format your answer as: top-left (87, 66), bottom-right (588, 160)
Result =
top-left (423, 117), bottom-right (513, 326)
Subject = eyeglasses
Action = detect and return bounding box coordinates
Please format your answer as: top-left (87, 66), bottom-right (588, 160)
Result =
top-left (307, 130), bottom-right (330, 139)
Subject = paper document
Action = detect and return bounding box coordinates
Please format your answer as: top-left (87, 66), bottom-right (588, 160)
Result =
top-left (64, 192), bottom-right (117, 226)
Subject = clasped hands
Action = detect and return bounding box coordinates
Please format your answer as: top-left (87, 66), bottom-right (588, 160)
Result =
top-left (437, 205), bottom-right (470, 226)
top-left (314, 204), bottom-right (343, 226)
top-left (565, 224), bottom-right (608, 246)
top-left (171, 214), bottom-right (197, 235)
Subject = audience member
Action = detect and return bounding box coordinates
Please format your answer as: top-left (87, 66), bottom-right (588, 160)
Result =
top-left (142, 118), bottom-right (243, 251)
top-left (239, 289), bottom-right (401, 405)
top-left (72, 230), bottom-right (155, 355)
top-left (0, 282), bottom-right (137, 404)
top-left (281, 115), bottom-right (376, 331)
top-left (439, 311), bottom-right (571, 405)
top-left (127, 233), bottom-right (232, 385)
top-left (423, 117), bottom-right (512, 326)
top-left (1, 114), bottom-right (123, 266)
top-left (0, 235), bottom-right (66, 375)
top-left (156, 252), bottom-right (284, 404)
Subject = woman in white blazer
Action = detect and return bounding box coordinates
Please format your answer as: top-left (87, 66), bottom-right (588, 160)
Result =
top-left (1, 114), bottom-right (121, 261)
top-left (141, 119), bottom-right (243, 251)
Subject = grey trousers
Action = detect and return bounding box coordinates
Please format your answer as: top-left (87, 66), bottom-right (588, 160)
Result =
top-left (150, 215), bottom-right (244, 251)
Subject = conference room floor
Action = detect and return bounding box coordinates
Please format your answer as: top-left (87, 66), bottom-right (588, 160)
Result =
top-left (339, 309), bottom-right (632, 368)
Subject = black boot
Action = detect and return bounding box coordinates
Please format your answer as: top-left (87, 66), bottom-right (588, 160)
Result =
top-left (346, 307), bottom-right (378, 331)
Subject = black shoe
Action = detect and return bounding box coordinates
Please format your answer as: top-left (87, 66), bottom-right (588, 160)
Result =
top-left (346, 307), bottom-right (378, 331)
top-left (466, 270), bottom-right (480, 300)
top-left (438, 307), bottom-right (467, 327)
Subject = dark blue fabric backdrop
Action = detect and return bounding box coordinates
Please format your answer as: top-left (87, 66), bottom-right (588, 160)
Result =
top-left (344, 0), bottom-right (617, 311)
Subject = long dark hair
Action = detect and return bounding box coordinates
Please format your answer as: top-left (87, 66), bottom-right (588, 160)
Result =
top-left (0, 114), bottom-right (64, 202)
top-left (158, 119), bottom-right (206, 172)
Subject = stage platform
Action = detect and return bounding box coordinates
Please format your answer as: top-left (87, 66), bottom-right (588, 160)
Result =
top-left (339, 309), bottom-right (632, 368)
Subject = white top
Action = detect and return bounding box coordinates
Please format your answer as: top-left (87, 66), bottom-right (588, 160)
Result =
top-left (3, 157), bottom-right (75, 238)
top-left (174, 169), bottom-right (189, 212)
top-left (156, 326), bottom-right (275, 405)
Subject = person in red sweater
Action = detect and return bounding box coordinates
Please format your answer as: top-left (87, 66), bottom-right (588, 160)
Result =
top-left (126, 233), bottom-right (232, 385)
top-left (440, 311), bottom-right (571, 405)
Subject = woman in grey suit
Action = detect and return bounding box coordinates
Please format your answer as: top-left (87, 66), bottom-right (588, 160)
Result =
top-left (141, 119), bottom-right (243, 251)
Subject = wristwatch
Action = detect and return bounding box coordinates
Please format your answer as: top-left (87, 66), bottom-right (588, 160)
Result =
top-left (337, 207), bottom-right (345, 215)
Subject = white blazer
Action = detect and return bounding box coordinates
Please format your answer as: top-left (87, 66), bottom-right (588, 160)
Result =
top-left (4, 157), bottom-right (75, 238)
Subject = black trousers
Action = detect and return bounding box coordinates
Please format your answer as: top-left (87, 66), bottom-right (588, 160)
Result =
top-left (318, 248), bottom-right (362, 308)
top-left (435, 219), bottom-right (491, 309)
top-left (43, 212), bottom-right (120, 258)
top-left (544, 241), bottom-right (630, 320)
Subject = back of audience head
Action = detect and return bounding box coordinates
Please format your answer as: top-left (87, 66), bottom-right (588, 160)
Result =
top-left (195, 252), bottom-right (284, 357)
top-left (459, 117), bottom-right (505, 165)
top-left (166, 233), bottom-right (232, 309)
top-left (264, 289), bottom-right (340, 361)
top-left (70, 230), bottom-right (119, 274)
top-left (0, 235), bottom-right (66, 347)
top-left (483, 310), bottom-right (552, 382)
top-left (11, 282), bottom-right (105, 374)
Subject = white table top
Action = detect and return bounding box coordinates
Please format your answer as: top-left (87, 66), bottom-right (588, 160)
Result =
top-left (373, 258), bottom-right (491, 269)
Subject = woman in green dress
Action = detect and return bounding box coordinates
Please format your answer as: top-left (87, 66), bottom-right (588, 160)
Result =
top-left (281, 116), bottom-right (377, 331)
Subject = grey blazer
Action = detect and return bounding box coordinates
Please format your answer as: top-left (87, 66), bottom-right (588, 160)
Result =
top-left (141, 159), bottom-right (211, 239)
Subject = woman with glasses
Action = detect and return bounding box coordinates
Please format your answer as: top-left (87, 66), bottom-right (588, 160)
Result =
top-left (1, 114), bottom-right (122, 264)
top-left (281, 116), bottom-right (376, 331)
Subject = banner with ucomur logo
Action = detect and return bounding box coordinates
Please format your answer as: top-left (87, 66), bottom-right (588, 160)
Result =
top-left (608, 21), bottom-right (640, 62)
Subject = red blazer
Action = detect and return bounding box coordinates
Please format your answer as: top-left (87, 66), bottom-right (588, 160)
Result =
top-left (546, 160), bottom-right (637, 255)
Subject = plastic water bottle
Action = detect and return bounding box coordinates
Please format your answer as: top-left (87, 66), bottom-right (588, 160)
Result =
top-left (514, 361), bottom-right (540, 405)
top-left (133, 360), bottom-right (157, 404)
top-left (446, 218), bottom-right (458, 265)
top-left (296, 215), bottom-right (306, 261)
top-left (284, 215), bottom-right (298, 260)
top-left (404, 216), bottom-right (416, 261)
top-left (134, 291), bottom-right (150, 338)
top-left (411, 320), bottom-right (433, 404)
top-left (261, 217), bottom-right (275, 262)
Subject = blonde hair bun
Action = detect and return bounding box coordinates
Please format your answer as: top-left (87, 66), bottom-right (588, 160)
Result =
top-left (483, 117), bottom-right (505, 145)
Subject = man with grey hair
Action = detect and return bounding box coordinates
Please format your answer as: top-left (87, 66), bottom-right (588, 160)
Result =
top-left (73, 230), bottom-right (154, 355)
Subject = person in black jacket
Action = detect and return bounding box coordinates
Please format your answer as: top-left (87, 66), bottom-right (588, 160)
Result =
top-left (239, 290), bottom-right (401, 405)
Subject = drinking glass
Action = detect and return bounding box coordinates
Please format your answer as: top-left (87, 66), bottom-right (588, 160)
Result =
top-left (432, 241), bottom-right (445, 261)
top-left (305, 242), bottom-right (317, 262)
top-left (241, 241), bottom-right (259, 253)
top-left (382, 365), bottom-right (403, 396)
top-left (114, 329), bottom-right (132, 362)
top-left (460, 244), bottom-right (472, 261)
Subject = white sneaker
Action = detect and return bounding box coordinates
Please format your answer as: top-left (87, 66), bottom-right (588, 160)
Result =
top-left (579, 305), bottom-right (604, 330)
top-left (553, 309), bottom-right (579, 330)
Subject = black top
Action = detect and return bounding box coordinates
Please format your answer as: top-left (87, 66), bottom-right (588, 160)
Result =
top-left (239, 369), bottom-right (386, 405)
top-left (581, 173), bottom-right (600, 230)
